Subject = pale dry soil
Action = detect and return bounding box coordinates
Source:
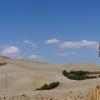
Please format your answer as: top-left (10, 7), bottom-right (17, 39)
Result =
top-left (0, 56), bottom-right (100, 100)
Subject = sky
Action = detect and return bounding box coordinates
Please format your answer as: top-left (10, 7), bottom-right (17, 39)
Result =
top-left (0, 0), bottom-right (100, 64)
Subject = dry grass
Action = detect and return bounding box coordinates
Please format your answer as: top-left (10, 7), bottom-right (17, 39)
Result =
top-left (1, 56), bottom-right (100, 99)
top-left (88, 85), bottom-right (100, 100)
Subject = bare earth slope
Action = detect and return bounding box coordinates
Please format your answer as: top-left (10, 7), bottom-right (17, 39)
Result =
top-left (0, 56), bottom-right (100, 100)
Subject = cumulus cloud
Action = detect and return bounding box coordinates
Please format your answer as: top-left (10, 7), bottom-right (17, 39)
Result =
top-left (24, 40), bottom-right (37, 48)
top-left (45, 38), bottom-right (60, 44)
top-left (29, 54), bottom-right (42, 59)
top-left (2, 46), bottom-right (20, 57)
top-left (56, 52), bottom-right (76, 56)
top-left (46, 38), bottom-right (98, 49)
top-left (60, 40), bottom-right (98, 49)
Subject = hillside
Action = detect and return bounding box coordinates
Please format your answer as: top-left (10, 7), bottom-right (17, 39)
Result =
top-left (0, 56), bottom-right (100, 99)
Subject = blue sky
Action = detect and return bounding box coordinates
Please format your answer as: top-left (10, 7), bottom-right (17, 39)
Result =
top-left (0, 0), bottom-right (100, 64)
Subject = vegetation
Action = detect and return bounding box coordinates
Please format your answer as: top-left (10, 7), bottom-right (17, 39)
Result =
top-left (0, 62), bottom-right (7, 66)
top-left (36, 81), bottom-right (59, 90)
top-left (62, 70), bottom-right (99, 80)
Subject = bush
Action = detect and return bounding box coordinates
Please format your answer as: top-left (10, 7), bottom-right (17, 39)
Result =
top-left (98, 75), bottom-right (100, 77)
top-left (62, 70), bottom-right (98, 80)
top-left (62, 70), bottom-right (68, 77)
top-left (69, 71), bottom-right (88, 76)
top-left (0, 62), bottom-right (7, 66)
top-left (36, 81), bottom-right (59, 90)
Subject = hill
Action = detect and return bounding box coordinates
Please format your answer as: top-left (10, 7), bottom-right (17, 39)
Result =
top-left (0, 56), bottom-right (100, 99)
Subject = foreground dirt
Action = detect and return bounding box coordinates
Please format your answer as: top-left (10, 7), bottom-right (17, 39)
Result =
top-left (0, 89), bottom-right (89, 100)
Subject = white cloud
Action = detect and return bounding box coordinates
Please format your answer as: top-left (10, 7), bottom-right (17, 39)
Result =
top-left (45, 39), bottom-right (98, 49)
top-left (24, 40), bottom-right (31, 44)
top-left (2, 46), bottom-right (20, 56)
top-left (56, 52), bottom-right (76, 56)
top-left (24, 40), bottom-right (37, 48)
top-left (45, 38), bottom-right (60, 44)
top-left (59, 40), bottom-right (98, 49)
top-left (45, 39), bottom-right (98, 57)
top-left (29, 54), bottom-right (42, 59)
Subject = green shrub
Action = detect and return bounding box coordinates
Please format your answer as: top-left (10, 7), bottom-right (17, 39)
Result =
top-left (98, 75), bottom-right (100, 77)
top-left (62, 70), bottom-right (68, 77)
top-left (36, 81), bottom-right (59, 90)
top-left (0, 62), bottom-right (7, 66)
top-left (62, 70), bottom-right (98, 80)
top-left (69, 71), bottom-right (88, 76)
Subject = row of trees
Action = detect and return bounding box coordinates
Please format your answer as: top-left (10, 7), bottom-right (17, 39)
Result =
top-left (62, 70), bottom-right (98, 80)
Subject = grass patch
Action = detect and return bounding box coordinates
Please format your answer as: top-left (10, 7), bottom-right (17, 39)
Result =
top-left (36, 81), bottom-right (59, 90)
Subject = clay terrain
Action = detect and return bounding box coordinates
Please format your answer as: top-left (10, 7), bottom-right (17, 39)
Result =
top-left (0, 56), bottom-right (100, 100)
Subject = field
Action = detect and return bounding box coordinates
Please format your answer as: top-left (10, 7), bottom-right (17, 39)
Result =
top-left (0, 56), bottom-right (100, 100)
